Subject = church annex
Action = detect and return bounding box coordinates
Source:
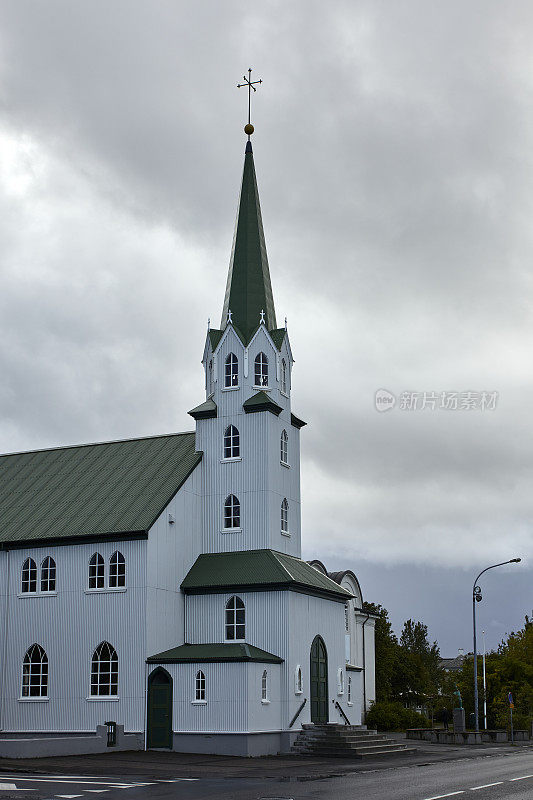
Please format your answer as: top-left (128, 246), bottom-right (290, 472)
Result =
top-left (0, 129), bottom-right (376, 757)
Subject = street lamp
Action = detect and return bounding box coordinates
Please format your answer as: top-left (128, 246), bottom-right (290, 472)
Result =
top-left (472, 558), bottom-right (521, 733)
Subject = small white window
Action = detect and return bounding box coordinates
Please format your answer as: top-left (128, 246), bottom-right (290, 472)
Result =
top-left (40, 556), bottom-right (56, 593)
top-left (21, 558), bottom-right (37, 593)
top-left (109, 551), bottom-right (126, 588)
top-left (88, 553), bottom-right (105, 589)
top-left (208, 359), bottom-right (213, 395)
top-left (195, 670), bottom-right (206, 701)
top-left (224, 494), bottom-right (240, 529)
top-left (22, 644), bottom-right (48, 698)
top-left (281, 498), bottom-right (289, 534)
top-left (254, 352), bottom-right (268, 387)
top-left (295, 665), bottom-right (303, 695)
top-left (261, 669), bottom-right (268, 702)
top-left (225, 353), bottom-right (239, 387)
top-left (347, 675), bottom-right (352, 704)
top-left (337, 668), bottom-right (345, 696)
top-left (225, 596), bottom-right (245, 640)
top-left (223, 425), bottom-right (240, 459)
top-left (91, 642), bottom-right (118, 697)
top-left (281, 358), bottom-right (287, 394)
top-left (280, 430), bottom-right (288, 464)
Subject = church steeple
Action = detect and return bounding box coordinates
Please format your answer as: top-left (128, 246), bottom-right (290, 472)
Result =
top-left (221, 140), bottom-right (277, 342)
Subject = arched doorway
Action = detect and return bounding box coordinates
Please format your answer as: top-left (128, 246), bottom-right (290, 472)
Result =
top-left (310, 635), bottom-right (328, 723)
top-left (147, 668), bottom-right (172, 749)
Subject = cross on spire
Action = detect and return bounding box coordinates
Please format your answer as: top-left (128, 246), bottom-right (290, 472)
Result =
top-left (237, 68), bottom-right (262, 138)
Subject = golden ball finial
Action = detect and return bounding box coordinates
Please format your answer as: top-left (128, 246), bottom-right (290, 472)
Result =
top-left (244, 123), bottom-right (254, 135)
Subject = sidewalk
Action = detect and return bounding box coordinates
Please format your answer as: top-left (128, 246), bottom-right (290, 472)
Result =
top-left (0, 733), bottom-right (531, 781)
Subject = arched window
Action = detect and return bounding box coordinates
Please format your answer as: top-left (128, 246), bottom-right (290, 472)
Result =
top-left (225, 596), bottom-right (245, 640)
top-left (41, 557), bottom-right (56, 593)
top-left (109, 551), bottom-right (125, 588)
top-left (91, 642), bottom-right (118, 696)
top-left (254, 352), bottom-right (268, 387)
top-left (281, 498), bottom-right (289, 534)
top-left (295, 665), bottom-right (303, 695)
top-left (22, 644), bottom-right (48, 697)
top-left (225, 353), bottom-right (238, 387)
top-left (347, 675), bottom-right (352, 704)
top-left (280, 430), bottom-right (288, 464)
top-left (337, 668), bottom-right (345, 696)
top-left (261, 670), bottom-right (268, 702)
top-left (281, 358), bottom-right (287, 394)
top-left (195, 670), bottom-right (206, 701)
top-left (223, 425), bottom-right (240, 459)
top-left (21, 558), bottom-right (37, 594)
top-left (88, 553), bottom-right (104, 589)
top-left (224, 495), bottom-right (240, 529)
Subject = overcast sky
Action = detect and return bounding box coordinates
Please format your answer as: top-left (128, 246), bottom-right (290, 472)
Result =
top-left (0, 0), bottom-right (531, 653)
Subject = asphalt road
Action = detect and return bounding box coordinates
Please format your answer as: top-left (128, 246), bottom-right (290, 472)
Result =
top-left (0, 750), bottom-right (532, 800)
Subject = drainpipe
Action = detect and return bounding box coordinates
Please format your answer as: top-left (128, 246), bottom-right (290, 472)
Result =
top-left (1, 548), bottom-right (11, 732)
top-left (361, 613), bottom-right (370, 720)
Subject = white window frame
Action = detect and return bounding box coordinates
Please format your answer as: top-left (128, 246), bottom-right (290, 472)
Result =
top-left (88, 552), bottom-right (105, 590)
top-left (254, 352), bottom-right (269, 388)
top-left (281, 498), bottom-right (289, 536)
top-left (261, 669), bottom-right (269, 703)
top-left (109, 551), bottom-right (126, 589)
top-left (337, 667), bottom-right (345, 696)
top-left (90, 642), bottom-right (118, 698)
top-left (281, 358), bottom-right (288, 394)
top-left (40, 556), bottom-right (56, 593)
top-left (21, 643), bottom-right (48, 699)
top-left (224, 353), bottom-right (239, 388)
top-left (21, 557), bottom-right (37, 594)
top-left (223, 425), bottom-right (240, 460)
top-left (280, 429), bottom-right (289, 466)
top-left (193, 670), bottom-right (206, 703)
top-left (223, 494), bottom-right (241, 531)
top-left (295, 665), bottom-right (303, 695)
top-left (225, 595), bottom-right (245, 641)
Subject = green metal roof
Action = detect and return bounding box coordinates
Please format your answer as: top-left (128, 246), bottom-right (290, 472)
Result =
top-left (269, 328), bottom-right (286, 351)
top-left (188, 398), bottom-right (217, 420)
top-left (243, 391), bottom-right (282, 416)
top-left (208, 329), bottom-right (223, 351)
top-left (0, 433), bottom-right (202, 547)
top-left (220, 142), bottom-right (276, 343)
top-left (147, 642), bottom-right (283, 664)
top-left (181, 549), bottom-right (352, 601)
top-left (291, 412), bottom-right (307, 429)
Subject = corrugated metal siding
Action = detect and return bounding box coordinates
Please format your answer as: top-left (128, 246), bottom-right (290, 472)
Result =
top-left (153, 662), bottom-right (247, 732)
top-left (1, 540), bottom-right (146, 733)
top-left (195, 327), bottom-right (301, 558)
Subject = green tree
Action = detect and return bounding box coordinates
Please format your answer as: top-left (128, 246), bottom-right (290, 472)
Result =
top-left (362, 602), bottom-right (398, 702)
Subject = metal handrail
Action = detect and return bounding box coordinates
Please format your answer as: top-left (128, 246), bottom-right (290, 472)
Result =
top-left (333, 699), bottom-right (350, 726)
top-left (289, 697), bottom-right (307, 728)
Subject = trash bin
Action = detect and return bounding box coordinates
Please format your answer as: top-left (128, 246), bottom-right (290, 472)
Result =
top-left (104, 721), bottom-right (117, 747)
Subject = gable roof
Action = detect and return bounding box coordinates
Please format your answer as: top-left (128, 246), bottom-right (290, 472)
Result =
top-left (181, 549), bottom-right (352, 601)
top-left (243, 390), bottom-right (282, 416)
top-left (147, 642), bottom-right (283, 664)
top-left (0, 432), bottom-right (202, 548)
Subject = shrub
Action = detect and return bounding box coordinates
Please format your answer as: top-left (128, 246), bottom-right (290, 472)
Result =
top-left (365, 701), bottom-right (431, 731)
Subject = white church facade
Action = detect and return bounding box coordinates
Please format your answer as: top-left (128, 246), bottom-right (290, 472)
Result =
top-left (0, 135), bottom-right (375, 757)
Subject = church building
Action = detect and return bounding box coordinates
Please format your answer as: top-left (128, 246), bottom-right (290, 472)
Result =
top-left (0, 126), bottom-right (375, 757)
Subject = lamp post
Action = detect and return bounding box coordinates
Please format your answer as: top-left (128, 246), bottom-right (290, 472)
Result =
top-left (473, 559), bottom-right (521, 733)
top-left (482, 630), bottom-right (487, 730)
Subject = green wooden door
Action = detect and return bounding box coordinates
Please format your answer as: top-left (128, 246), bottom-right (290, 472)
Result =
top-left (310, 635), bottom-right (328, 723)
top-left (147, 669), bottom-right (172, 748)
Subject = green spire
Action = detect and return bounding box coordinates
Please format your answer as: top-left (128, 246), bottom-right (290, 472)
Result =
top-left (221, 141), bottom-right (276, 342)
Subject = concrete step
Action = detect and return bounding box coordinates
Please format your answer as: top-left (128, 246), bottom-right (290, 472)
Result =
top-left (293, 745), bottom-right (417, 759)
top-left (296, 740), bottom-right (406, 753)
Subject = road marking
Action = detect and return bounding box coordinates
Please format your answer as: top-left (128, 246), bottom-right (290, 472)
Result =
top-left (56, 796), bottom-right (83, 799)
top-left (85, 791), bottom-right (110, 794)
top-left (470, 782), bottom-right (503, 790)
top-left (158, 778), bottom-right (199, 782)
top-left (470, 783), bottom-right (503, 790)
top-left (510, 775), bottom-right (533, 781)
top-left (0, 777), bottom-right (135, 787)
top-left (424, 794), bottom-right (465, 800)
top-left (0, 785), bottom-right (31, 791)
